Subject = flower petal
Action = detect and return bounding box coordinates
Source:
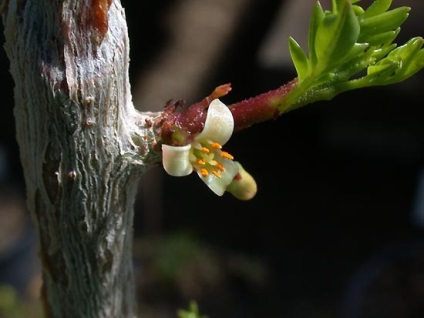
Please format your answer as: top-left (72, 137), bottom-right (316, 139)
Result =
top-left (195, 99), bottom-right (234, 145)
top-left (162, 144), bottom-right (193, 176)
top-left (196, 159), bottom-right (239, 196)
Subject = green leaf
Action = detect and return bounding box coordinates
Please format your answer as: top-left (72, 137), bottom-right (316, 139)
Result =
top-left (332, 0), bottom-right (352, 12)
top-left (352, 37), bottom-right (423, 86)
top-left (371, 43), bottom-right (397, 61)
top-left (289, 37), bottom-right (309, 81)
top-left (315, 0), bottom-right (360, 68)
top-left (331, 0), bottom-right (339, 12)
top-left (340, 42), bottom-right (369, 64)
top-left (362, 0), bottom-right (392, 19)
top-left (308, 0), bottom-right (325, 66)
top-left (387, 37), bottom-right (424, 77)
top-left (352, 4), bottom-right (365, 16)
top-left (387, 37), bottom-right (422, 60)
top-left (359, 7), bottom-right (410, 40)
top-left (412, 49), bottom-right (424, 73)
top-left (364, 29), bottom-right (399, 46)
top-left (367, 59), bottom-right (398, 77)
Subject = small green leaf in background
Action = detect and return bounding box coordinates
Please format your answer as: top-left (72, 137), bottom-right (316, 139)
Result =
top-left (177, 301), bottom-right (208, 318)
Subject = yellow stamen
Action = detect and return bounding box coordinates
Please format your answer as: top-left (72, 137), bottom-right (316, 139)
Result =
top-left (220, 151), bottom-right (234, 160)
top-left (216, 164), bottom-right (225, 171)
top-left (211, 142), bottom-right (222, 149)
top-left (196, 159), bottom-right (206, 165)
top-left (212, 171), bottom-right (222, 178)
top-left (201, 147), bottom-right (210, 154)
top-left (200, 168), bottom-right (209, 177)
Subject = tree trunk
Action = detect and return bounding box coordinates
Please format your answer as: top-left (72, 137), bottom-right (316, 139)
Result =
top-left (2, 0), bottom-right (160, 317)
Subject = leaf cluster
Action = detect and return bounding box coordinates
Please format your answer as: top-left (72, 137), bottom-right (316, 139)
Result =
top-left (284, 0), bottom-right (424, 112)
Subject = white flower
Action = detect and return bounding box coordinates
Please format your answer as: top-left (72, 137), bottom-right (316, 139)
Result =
top-left (162, 99), bottom-right (239, 196)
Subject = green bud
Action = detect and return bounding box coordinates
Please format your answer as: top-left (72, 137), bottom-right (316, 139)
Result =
top-left (226, 162), bottom-right (257, 200)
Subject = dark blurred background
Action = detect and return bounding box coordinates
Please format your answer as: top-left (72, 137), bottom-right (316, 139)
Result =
top-left (1, 0), bottom-right (424, 317)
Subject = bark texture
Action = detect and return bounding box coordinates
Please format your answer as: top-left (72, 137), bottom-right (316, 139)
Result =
top-left (2, 0), bottom-right (161, 317)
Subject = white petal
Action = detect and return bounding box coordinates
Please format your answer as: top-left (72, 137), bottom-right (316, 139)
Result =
top-left (162, 144), bottom-right (193, 176)
top-left (195, 99), bottom-right (234, 145)
top-left (197, 159), bottom-right (239, 196)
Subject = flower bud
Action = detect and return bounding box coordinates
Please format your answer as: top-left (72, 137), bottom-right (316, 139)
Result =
top-left (226, 162), bottom-right (257, 200)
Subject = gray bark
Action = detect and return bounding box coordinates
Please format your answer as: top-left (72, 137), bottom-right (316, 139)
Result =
top-left (2, 0), bottom-right (161, 317)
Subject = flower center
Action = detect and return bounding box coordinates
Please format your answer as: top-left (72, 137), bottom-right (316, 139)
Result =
top-left (190, 140), bottom-right (234, 178)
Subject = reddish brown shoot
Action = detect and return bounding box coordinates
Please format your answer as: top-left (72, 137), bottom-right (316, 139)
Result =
top-left (156, 79), bottom-right (298, 146)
